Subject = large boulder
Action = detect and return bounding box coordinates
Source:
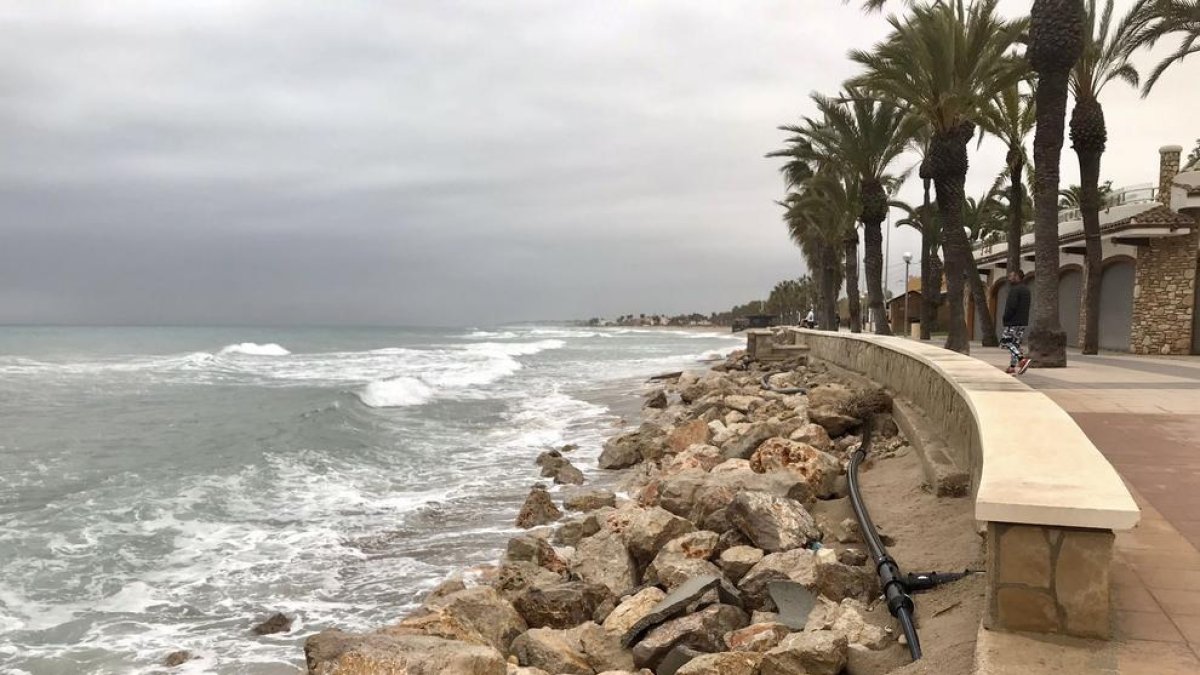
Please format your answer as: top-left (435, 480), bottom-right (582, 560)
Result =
top-left (505, 536), bottom-right (568, 575)
top-left (630, 604), bottom-right (748, 670)
top-left (599, 424), bottom-right (667, 468)
top-left (400, 586), bottom-right (527, 655)
top-left (737, 549), bottom-right (818, 611)
top-left (604, 506), bottom-right (695, 570)
top-left (727, 492), bottom-right (820, 553)
top-left (675, 651), bottom-right (763, 675)
top-left (661, 444), bottom-right (724, 476)
top-left (723, 395), bottom-right (763, 415)
top-left (514, 581), bottom-right (611, 629)
top-left (602, 587), bottom-right (667, 636)
top-left (644, 530), bottom-right (721, 588)
top-left (516, 485), bottom-right (562, 529)
top-left (806, 384), bottom-right (854, 411)
top-left (725, 622), bottom-right (792, 653)
top-left (720, 422), bottom-right (778, 460)
top-left (789, 423), bottom-right (833, 452)
top-left (304, 630), bottom-right (506, 675)
top-left (666, 420), bottom-right (711, 454)
top-left (807, 407), bottom-right (859, 437)
top-left (760, 631), bottom-right (848, 675)
top-left (813, 548), bottom-right (878, 602)
top-left (645, 389), bottom-right (668, 409)
top-left (512, 622), bottom-right (634, 675)
top-left (564, 488), bottom-right (617, 512)
top-left (804, 598), bottom-right (890, 650)
top-left (749, 438), bottom-right (841, 497)
top-left (493, 561), bottom-right (566, 602)
top-left (572, 530), bottom-right (638, 596)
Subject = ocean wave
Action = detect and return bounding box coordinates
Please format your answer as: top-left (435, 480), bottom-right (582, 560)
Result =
top-left (356, 377), bottom-right (435, 408)
top-left (217, 342), bottom-right (291, 357)
top-left (697, 346), bottom-right (739, 361)
top-left (464, 339), bottom-right (566, 357)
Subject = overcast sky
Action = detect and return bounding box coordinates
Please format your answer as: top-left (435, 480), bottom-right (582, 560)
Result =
top-left (1, 1), bottom-right (1195, 326)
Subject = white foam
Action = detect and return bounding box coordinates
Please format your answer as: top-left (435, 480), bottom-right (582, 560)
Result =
top-left (217, 342), bottom-right (291, 357)
top-left (464, 339), bottom-right (566, 357)
top-left (357, 377), bottom-right (435, 408)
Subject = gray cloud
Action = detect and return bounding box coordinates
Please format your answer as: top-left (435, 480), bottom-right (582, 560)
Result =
top-left (1, 1), bottom-right (1195, 325)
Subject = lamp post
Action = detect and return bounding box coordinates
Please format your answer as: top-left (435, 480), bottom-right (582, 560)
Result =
top-left (902, 252), bottom-right (913, 337)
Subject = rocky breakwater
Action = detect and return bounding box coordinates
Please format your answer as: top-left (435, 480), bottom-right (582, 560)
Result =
top-left (304, 350), bottom-right (917, 675)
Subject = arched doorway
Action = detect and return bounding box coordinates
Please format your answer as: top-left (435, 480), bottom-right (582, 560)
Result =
top-left (1098, 259), bottom-right (1135, 351)
top-left (1058, 268), bottom-right (1083, 348)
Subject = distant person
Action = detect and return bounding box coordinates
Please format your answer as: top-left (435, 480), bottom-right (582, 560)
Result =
top-left (803, 308), bottom-right (815, 329)
top-left (1001, 269), bottom-right (1031, 374)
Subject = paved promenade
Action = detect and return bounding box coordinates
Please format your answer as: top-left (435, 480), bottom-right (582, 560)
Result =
top-left (973, 346), bottom-right (1200, 671)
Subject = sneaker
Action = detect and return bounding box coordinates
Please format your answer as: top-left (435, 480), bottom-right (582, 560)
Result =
top-left (1017, 358), bottom-right (1031, 374)
top-left (1005, 366), bottom-right (1016, 375)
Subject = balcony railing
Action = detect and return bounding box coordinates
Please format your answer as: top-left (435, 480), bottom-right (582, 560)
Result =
top-left (1057, 185), bottom-right (1158, 223)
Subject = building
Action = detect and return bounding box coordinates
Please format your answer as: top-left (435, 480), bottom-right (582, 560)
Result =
top-left (972, 145), bottom-right (1200, 354)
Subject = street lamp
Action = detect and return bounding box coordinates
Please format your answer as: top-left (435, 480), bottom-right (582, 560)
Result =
top-left (902, 252), bottom-right (913, 337)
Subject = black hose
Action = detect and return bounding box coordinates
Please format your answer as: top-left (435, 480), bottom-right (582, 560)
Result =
top-left (760, 373), bottom-right (807, 395)
top-left (848, 424), bottom-right (922, 661)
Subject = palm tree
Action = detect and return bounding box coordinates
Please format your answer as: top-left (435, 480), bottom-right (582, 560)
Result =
top-left (962, 185), bottom-right (1006, 346)
top-left (784, 90), bottom-right (916, 335)
top-left (781, 192), bottom-right (845, 330)
top-left (1059, 181), bottom-right (1114, 208)
top-left (893, 197), bottom-right (944, 338)
top-left (1025, 0), bottom-right (1086, 367)
top-left (791, 171), bottom-right (865, 332)
top-left (1188, 138), bottom-right (1200, 166)
top-left (979, 80), bottom-right (1036, 274)
top-left (1070, 0), bottom-right (1140, 354)
top-left (849, 0), bottom-right (1026, 353)
top-left (1123, 0), bottom-right (1199, 94)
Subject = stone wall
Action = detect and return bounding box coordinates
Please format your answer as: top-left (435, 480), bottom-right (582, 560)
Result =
top-left (986, 523), bottom-right (1114, 639)
top-left (1131, 231), bottom-right (1198, 354)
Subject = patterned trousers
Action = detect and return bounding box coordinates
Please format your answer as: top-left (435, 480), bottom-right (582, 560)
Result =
top-left (1000, 325), bottom-right (1026, 367)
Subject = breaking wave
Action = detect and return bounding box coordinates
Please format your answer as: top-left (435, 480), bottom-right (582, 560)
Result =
top-left (217, 342), bottom-right (291, 356)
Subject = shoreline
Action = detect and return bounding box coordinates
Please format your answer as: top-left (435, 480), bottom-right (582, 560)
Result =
top-left (299, 347), bottom-right (984, 675)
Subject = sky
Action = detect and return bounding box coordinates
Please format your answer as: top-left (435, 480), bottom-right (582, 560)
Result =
top-left (1, 1), bottom-right (1196, 326)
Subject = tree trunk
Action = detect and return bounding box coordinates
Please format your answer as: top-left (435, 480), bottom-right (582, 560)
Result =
top-left (1007, 151), bottom-right (1025, 273)
top-left (819, 243), bottom-right (840, 331)
top-left (962, 249), bottom-right (999, 346)
top-left (844, 232), bottom-right (863, 333)
top-left (861, 179), bottom-right (891, 335)
top-left (1026, 0), bottom-right (1083, 367)
top-left (929, 123), bottom-right (976, 354)
top-left (1071, 95), bottom-right (1107, 355)
top-left (919, 176), bottom-right (935, 340)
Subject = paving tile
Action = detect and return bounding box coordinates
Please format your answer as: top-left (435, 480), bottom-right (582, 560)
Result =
top-left (1171, 613), bottom-right (1200, 644)
top-left (1115, 609), bottom-right (1186, 642)
top-left (1116, 639), bottom-right (1200, 674)
top-left (1138, 567), bottom-right (1200, 592)
top-left (1114, 583), bottom-right (1161, 612)
top-left (1151, 588), bottom-right (1200, 617)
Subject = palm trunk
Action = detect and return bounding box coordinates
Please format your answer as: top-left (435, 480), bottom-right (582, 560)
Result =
top-left (1007, 151), bottom-right (1025, 273)
top-left (919, 176), bottom-right (935, 340)
top-left (1026, 0), bottom-right (1082, 367)
top-left (861, 179), bottom-right (890, 335)
top-left (929, 124), bottom-right (975, 354)
top-left (963, 250), bottom-right (999, 346)
top-left (1071, 96), bottom-right (1107, 355)
top-left (819, 243), bottom-right (840, 331)
top-left (844, 232), bottom-right (863, 333)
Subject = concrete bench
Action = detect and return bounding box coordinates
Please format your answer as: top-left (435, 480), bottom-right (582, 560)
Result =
top-left (748, 328), bottom-right (1140, 640)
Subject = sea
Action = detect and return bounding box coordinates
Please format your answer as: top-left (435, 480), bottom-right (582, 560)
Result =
top-left (0, 325), bottom-right (744, 674)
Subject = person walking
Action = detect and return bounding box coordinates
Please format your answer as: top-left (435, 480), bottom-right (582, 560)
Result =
top-left (1001, 269), bottom-right (1031, 374)
top-left (803, 308), bottom-right (815, 329)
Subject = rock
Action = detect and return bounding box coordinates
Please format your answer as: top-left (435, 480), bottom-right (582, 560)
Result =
top-left (553, 519), bottom-right (587, 546)
top-left (813, 548), bottom-right (878, 602)
top-left (603, 587), bottom-right (668, 636)
top-left (807, 384), bottom-right (854, 411)
top-left (493, 562), bottom-right (565, 602)
top-left (723, 395), bottom-right (761, 414)
top-left (727, 492), bottom-right (820, 553)
top-left (659, 530), bottom-right (721, 560)
top-left (572, 530), bottom-right (638, 596)
top-left (752, 611), bottom-right (781, 624)
top-left (648, 557), bottom-right (724, 590)
top-left (675, 651), bottom-right (763, 675)
top-left (511, 628), bottom-right (592, 675)
top-left (789, 423), bottom-right (833, 452)
top-left (761, 631), bottom-right (848, 675)
top-left (666, 420), bottom-right (712, 454)
top-left (846, 642), bottom-right (910, 674)
top-left (724, 410), bottom-right (746, 426)
top-left (600, 423), bottom-right (668, 468)
top-left (163, 650), bottom-right (192, 667)
top-left (606, 506), bottom-right (695, 570)
top-left (807, 406), bottom-right (860, 437)
top-left (252, 612), bottom-right (292, 635)
top-left (304, 630), bottom-right (506, 675)
top-left (551, 461), bottom-right (586, 486)
top-left (645, 389), bottom-right (668, 409)
top-left (514, 581), bottom-right (611, 629)
top-left (621, 575), bottom-right (743, 648)
top-left (720, 422), bottom-right (778, 460)
top-left (425, 577), bottom-right (468, 604)
top-left (516, 485), bottom-right (562, 529)
top-left (838, 548), bottom-right (869, 567)
top-left (718, 546), bottom-right (764, 583)
top-left (749, 438), bottom-right (842, 497)
top-left (835, 434), bottom-right (862, 454)
top-left (805, 599), bottom-right (890, 650)
top-left (506, 536), bottom-right (568, 575)
top-left (400, 586), bottom-right (527, 654)
top-left (573, 621), bottom-right (636, 672)
top-left (630, 604), bottom-right (748, 670)
top-left (508, 667), bottom-right (552, 675)
top-left (564, 488), bottom-right (617, 512)
top-left (725, 622), bottom-right (792, 653)
top-left (661, 444), bottom-right (723, 476)
top-left (738, 549), bottom-right (818, 611)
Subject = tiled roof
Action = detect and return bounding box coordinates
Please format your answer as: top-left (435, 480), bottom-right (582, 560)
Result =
top-left (1174, 170), bottom-right (1200, 194)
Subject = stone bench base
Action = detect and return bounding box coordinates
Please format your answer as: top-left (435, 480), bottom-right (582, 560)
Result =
top-left (985, 522), bottom-right (1114, 639)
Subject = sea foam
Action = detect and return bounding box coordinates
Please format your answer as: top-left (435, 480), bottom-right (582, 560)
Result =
top-left (218, 342), bottom-right (291, 357)
top-left (357, 377), bottom-right (435, 408)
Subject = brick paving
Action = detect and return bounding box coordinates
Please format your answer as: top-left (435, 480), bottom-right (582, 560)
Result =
top-left (974, 346), bottom-right (1200, 669)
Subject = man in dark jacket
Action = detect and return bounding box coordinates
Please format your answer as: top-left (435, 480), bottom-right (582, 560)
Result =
top-left (1001, 269), bottom-right (1031, 374)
